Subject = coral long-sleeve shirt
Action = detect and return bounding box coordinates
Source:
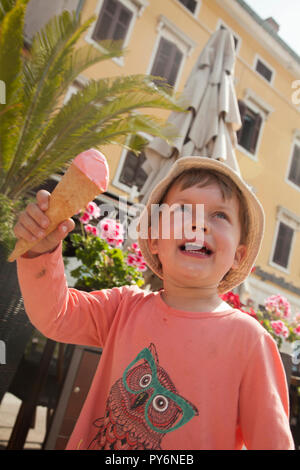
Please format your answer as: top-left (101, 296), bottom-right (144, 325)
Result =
top-left (17, 245), bottom-right (294, 450)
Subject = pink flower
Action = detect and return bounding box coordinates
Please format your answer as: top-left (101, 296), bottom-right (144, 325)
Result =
top-left (86, 201), bottom-right (100, 218)
top-left (127, 255), bottom-right (136, 266)
top-left (138, 263), bottom-right (147, 272)
top-left (293, 325), bottom-right (300, 336)
top-left (295, 313), bottom-right (300, 324)
top-left (126, 243), bottom-right (147, 272)
top-left (98, 218), bottom-right (124, 247)
top-left (271, 320), bottom-right (289, 338)
top-left (265, 295), bottom-right (291, 319)
top-left (84, 224), bottom-right (100, 236)
top-left (80, 211), bottom-right (92, 224)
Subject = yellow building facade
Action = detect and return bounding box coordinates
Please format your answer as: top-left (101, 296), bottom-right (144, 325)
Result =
top-left (25, 0), bottom-right (300, 314)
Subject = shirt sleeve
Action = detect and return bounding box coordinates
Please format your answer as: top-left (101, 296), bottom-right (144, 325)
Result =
top-left (16, 243), bottom-right (130, 347)
top-left (238, 330), bottom-right (295, 450)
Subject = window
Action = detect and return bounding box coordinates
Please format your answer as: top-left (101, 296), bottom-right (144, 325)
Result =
top-left (92, 0), bottom-right (133, 45)
top-left (287, 142), bottom-right (300, 188)
top-left (270, 206), bottom-right (300, 272)
top-left (150, 37), bottom-right (183, 87)
top-left (272, 222), bottom-right (294, 269)
top-left (147, 15), bottom-right (195, 90)
top-left (254, 56), bottom-right (274, 84)
top-left (255, 59), bottom-right (273, 83)
top-left (237, 100), bottom-right (262, 155)
top-left (217, 21), bottom-right (240, 51)
top-left (119, 151), bottom-right (147, 190)
top-left (178, 0), bottom-right (198, 14)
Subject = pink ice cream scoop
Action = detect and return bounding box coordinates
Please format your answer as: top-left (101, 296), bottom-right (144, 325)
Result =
top-left (8, 148), bottom-right (110, 262)
top-left (73, 148), bottom-right (109, 192)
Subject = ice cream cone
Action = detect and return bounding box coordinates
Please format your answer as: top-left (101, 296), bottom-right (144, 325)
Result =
top-left (8, 154), bottom-right (108, 262)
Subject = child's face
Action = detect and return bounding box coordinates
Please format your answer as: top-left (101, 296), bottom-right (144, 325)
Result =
top-left (148, 180), bottom-right (247, 290)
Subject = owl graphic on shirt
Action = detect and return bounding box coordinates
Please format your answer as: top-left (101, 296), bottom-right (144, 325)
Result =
top-left (87, 343), bottom-right (198, 450)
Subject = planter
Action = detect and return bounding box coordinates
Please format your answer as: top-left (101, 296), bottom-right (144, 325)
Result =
top-left (0, 244), bottom-right (34, 403)
top-left (280, 352), bottom-right (293, 388)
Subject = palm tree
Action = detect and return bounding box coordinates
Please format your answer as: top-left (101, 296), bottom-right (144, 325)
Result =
top-left (0, 0), bottom-right (183, 251)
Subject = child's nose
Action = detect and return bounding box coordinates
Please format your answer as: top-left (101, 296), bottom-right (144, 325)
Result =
top-left (192, 220), bottom-right (210, 233)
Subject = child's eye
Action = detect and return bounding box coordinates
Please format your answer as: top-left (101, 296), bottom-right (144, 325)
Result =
top-left (214, 211), bottom-right (229, 220)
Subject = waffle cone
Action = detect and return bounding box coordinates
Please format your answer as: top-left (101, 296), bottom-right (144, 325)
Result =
top-left (8, 164), bottom-right (102, 262)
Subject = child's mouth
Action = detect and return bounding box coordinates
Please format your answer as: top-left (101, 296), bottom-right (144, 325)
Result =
top-left (179, 242), bottom-right (213, 258)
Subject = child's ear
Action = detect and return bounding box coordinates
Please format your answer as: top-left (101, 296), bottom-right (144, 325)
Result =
top-left (147, 226), bottom-right (159, 255)
top-left (231, 244), bottom-right (247, 270)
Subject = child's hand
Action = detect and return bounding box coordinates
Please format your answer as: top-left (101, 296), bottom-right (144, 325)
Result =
top-left (13, 190), bottom-right (75, 258)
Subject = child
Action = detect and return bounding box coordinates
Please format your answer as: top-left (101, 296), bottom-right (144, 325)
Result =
top-left (14, 156), bottom-right (294, 450)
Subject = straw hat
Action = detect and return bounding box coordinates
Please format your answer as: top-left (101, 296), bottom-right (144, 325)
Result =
top-left (137, 156), bottom-right (265, 294)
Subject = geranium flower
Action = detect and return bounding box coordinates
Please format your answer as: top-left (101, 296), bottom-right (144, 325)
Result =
top-left (293, 325), bottom-right (300, 336)
top-left (99, 218), bottom-right (124, 247)
top-left (221, 292), bottom-right (242, 309)
top-left (271, 320), bottom-right (289, 338)
top-left (126, 243), bottom-right (147, 272)
top-left (80, 211), bottom-right (92, 224)
top-left (84, 224), bottom-right (99, 236)
top-left (86, 201), bottom-right (100, 218)
top-left (265, 295), bottom-right (291, 319)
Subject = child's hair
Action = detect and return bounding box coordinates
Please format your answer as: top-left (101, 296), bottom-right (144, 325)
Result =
top-left (160, 168), bottom-right (249, 245)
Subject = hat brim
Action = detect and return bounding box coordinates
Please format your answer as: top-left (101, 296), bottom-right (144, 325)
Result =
top-left (137, 156), bottom-right (265, 294)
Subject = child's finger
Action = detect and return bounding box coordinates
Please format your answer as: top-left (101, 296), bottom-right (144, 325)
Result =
top-left (26, 202), bottom-right (49, 229)
top-left (18, 211), bottom-right (45, 240)
top-left (13, 219), bottom-right (38, 242)
top-left (44, 218), bottom-right (75, 245)
top-left (36, 190), bottom-right (51, 211)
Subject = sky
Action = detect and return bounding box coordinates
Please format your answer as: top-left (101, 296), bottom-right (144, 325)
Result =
top-left (245, 0), bottom-right (300, 57)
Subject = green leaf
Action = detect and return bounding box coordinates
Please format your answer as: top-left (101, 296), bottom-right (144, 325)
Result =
top-left (0, 0), bottom-right (28, 173)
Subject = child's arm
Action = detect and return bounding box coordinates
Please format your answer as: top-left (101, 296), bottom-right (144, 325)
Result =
top-left (239, 331), bottom-right (295, 450)
top-left (16, 242), bottom-right (126, 347)
top-left (14, 190), bottom-right (125, 347)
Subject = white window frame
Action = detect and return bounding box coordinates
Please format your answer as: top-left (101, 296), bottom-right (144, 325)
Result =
top-left (174, 0), bottom-right (202, 18)
top-left (216, 19), bottom-right (241, 55)
top-left (285, 130), bottom-right (300, 193)
top-left (269, 206), bottom-right (300, 274)
top-left (237, 88), bottom-right (273, 162)
top-left (146, 15), bottom-right (196, 92)
top-left (253, 53), bottom-right (275, 86)
top-left (85, 0), bottom-right (148, 67)
top-left (113, 132), bottom-right (152, 195)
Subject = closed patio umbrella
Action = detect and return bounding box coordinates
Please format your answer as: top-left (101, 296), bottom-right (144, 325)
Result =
top-left (139, 27), bottom-right (242, 203)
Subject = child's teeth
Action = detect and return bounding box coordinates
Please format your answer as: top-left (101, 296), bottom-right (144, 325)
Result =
top-left (185, 243), bottom-right (204, 251)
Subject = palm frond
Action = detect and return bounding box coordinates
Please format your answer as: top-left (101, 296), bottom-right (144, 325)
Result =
top-left (0, 0), bottom-right (27, 176)
top-left (7, 74), bottom-right (183, 197)
top-left (2, 10), bottom-right (96, 185)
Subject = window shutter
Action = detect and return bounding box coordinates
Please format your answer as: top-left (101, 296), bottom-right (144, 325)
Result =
top-left (92, 0), bottom-right (118, 41)
top-left (113, 4), bottom-right (133, 41)
top-left (168, 48), bottom-right (183, 87)
top-left (272, 222), bottom-right (293, 268)
top-left (179, 0), bottom-right (197, 14)
top-left (237, 100), bottom-right (247, 143)
top-left (119, 151), bottom-right (147, 189)
top-left (249, 112), bottom-right (262, 154)
top-left (92, 0), bottom-right (132, 43)
top-left (288, 144), bottom-right (300, 187)
top-left (151, 38), bottom-right (183, 87)
top-left (255, 60), bottom-right (273, 82)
